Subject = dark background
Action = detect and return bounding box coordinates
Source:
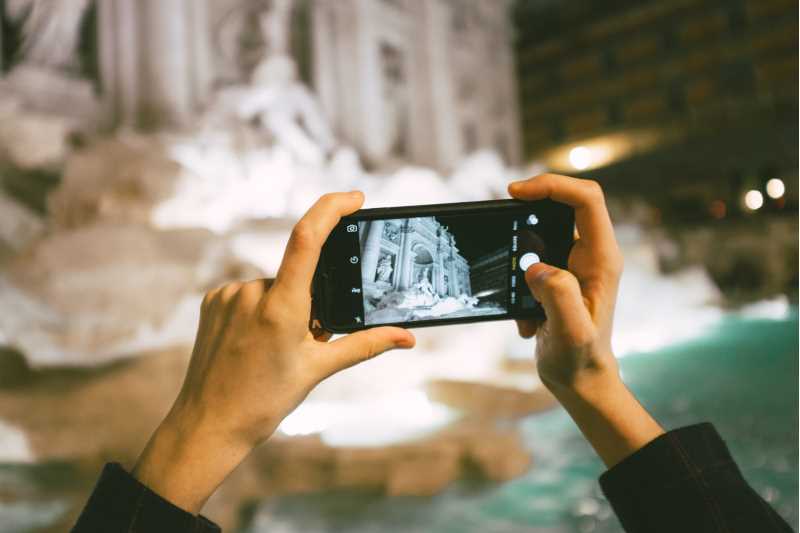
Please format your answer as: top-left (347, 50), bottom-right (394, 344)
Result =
top-left (436, 214), bottom-right (512, 263)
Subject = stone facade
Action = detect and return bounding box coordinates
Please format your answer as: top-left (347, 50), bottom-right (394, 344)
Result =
top-left (1, 0), bottom-right (521, 169)
top-left (312, 0), bottom-right (521, 170)
top-left (359, 217), bottom-right (470, 298)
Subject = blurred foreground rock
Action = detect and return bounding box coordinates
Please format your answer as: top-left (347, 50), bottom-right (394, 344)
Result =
top-left (0, 346), bottom-right (543, 532)
top-left (0, 223), bottom-right (259, 366)
top-left (661, 218), bottom-right (798, 304)
top-left (48, 137), bottom-right (181, 230)
top-left (0, 95), bottom-right (79, 172)
top-left (203, 420), bottom-right (532, 529)
top-left (426, 379), bottom-right (557, 419)
top-left (0, 193), bottom-right (45, 260)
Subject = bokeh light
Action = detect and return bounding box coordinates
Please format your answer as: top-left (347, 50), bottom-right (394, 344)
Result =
top-left (568, 146), bottom-right (593, 170)
top-left (766, 178), bottom-right (786, 199)
top-left (744, 189), bottom-right (764, 211)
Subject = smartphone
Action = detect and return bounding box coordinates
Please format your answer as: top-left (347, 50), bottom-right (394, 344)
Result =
top-left (313, 199), bottom-right (574, 333)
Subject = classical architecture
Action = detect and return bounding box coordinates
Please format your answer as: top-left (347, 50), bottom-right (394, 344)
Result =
top-left (0, 0), bottom-right (521, 170)
top-left (359, 217), bottom-right (471, 299)
top-left (312, 0), bottom-right (521, 169)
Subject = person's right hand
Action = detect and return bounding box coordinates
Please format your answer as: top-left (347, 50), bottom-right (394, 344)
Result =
top-left (509, 174), bottom-right (663, 468)
top-left (509, 173), bottom-right (624, 394)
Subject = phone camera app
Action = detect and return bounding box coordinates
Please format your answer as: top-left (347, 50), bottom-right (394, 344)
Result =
top-left (357, 216), bottom-right (509, 325)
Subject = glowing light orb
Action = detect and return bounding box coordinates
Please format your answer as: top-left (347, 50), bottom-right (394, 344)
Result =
top-left (766, 178), bottom-right (785, 199)
top-left (744, 189), bottom-right (764, 211)
top-left (568, 146), bottom-right (593, 170)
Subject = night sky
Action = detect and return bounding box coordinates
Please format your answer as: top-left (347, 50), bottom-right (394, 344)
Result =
top-left (433, 213), bottom-right (512, 262)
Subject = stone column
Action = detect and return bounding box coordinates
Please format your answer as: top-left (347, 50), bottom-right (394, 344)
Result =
top-left (361, 220), bottom-right (385, 284)
top-left (413, 0), bottom-right (458, 170)
top-left (98, 0), bottom-right (212, 130)
top-left (139, 0), bottom-right (191, 127)
top-left (436, 251), bottom-right (446, 296)
top-left (399, 226), bottom-right (416, 290)
top-left (357, 0), bottom-right (385, 164)
top-left (448, 261), bottom-right (458, 296)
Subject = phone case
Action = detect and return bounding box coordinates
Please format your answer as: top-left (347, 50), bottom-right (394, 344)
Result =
top-left (314, 199), bottom-right (574, 333)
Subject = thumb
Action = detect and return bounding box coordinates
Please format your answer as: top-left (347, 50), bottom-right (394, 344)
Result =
top-left (319, 327), bottom-right (415, 378)
top-left (525, 262), bottom-right (594, 344)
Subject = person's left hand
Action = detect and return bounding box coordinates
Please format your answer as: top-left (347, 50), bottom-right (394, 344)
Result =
top-left (133, 192), bottom-right (416, 513)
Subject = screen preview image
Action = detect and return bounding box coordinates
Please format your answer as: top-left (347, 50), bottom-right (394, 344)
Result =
top-left (355, 211), bottom-right (543, 326)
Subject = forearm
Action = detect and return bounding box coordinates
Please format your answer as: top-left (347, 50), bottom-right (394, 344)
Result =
top-left (548, 367), bottom-right (665, 468)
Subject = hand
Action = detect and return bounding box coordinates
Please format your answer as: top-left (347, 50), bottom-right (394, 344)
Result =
top-left (133, 192), bottom-right (415, 513)
top-left (509, 174), bottom-right (623, 393)
top-left (509, 174), bottom-right (663, 467)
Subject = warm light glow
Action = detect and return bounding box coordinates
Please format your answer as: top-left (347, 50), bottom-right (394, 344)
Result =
top-left (766, 178), bottom-right (785, 199)
top-left (568, 146), bottom-right (593, 170)
top-left (709, 200), bottom-right (726, 219)
top-left (744, 189), bottom-right (764, 211)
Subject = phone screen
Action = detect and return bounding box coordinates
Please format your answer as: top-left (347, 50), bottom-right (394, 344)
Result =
top-left (316, 200), bottom-right (573, 331)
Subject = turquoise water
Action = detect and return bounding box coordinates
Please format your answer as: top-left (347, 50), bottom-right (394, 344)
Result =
top-left (248, 312), bottom-right (798, 532)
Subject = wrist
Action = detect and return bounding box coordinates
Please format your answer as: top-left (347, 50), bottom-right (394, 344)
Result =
top-left (133, 410), bottom-right (253, 514)
top-left (541, 357), bottom-right (623, 404)
top-left (543, 359), bottom-right (664, 468)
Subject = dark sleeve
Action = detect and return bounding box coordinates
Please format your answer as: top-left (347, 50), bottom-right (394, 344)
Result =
top-left (599, 423), bottom-right (793, 533)
top-left (71, 463), bottom-right (221, 533)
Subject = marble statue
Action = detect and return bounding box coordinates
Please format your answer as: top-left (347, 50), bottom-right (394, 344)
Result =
top-left (376, 255), bottom-right (394, 283)
top-left (259, 0), bottom-right (293, 57)
top-left (205, 0), bottom-right (334, 164)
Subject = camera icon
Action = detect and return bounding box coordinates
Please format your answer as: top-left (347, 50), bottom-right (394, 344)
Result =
top-left (346, 224), bottom-right (358, 233)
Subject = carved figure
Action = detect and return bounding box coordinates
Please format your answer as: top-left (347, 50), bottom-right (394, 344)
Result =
top-left (376, 254), bottom-right (394, 283)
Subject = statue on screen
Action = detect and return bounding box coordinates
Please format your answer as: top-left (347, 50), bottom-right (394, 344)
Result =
top-left (376, 255), bottom-right (394, 283)
top-left (415, 267), bottom-right (435, 297)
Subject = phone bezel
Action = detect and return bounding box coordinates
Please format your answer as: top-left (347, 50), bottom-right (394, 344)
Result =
top-left (314, 199), bottom-right (574, 333)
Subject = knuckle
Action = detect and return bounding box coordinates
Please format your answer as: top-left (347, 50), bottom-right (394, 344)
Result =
top-left (582, 179), bottom-right (605, 200)
top-left (201, 290), bottom-right (215, 309)
top-left (219, 282), bottom-right (242, 303)
top-left (257, 295), bottom-right (286, 326)
top-left (318, 192), bottom-right (337, 204)
top-left (202, 287), bottom-right (223, 309)
top-left (289, 221), bottom-right (316, 250)
top-left (543, 270), bottom-right (573, 292)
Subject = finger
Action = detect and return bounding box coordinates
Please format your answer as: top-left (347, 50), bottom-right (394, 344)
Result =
top-left (515, 319), bottom-right (539, 339)
top-left (508, 174), bottom-right (616, 256)
top-left (274, 192), bottom-right (364, 296)
top-left (236, 278), bottom-right (272, 310)
top-left (524, 262), bottom-right (594, 346)
top-left (219, 281), bottom-right (243, 304)
top-left (318, 327), bottom-right (416, 378)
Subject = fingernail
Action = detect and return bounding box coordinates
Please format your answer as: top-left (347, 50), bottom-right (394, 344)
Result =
top-left (350, 190), bottom-right (364, 198)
